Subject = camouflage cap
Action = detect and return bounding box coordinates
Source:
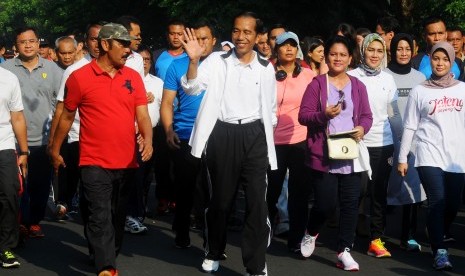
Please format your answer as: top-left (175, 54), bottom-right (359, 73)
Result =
top-left (98, 23), bottom-right (135, 41)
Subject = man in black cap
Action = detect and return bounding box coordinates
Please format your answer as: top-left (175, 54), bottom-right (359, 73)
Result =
top-left (50, 22), bottom-right (153, 276)
top-left (38, 38), bottom-right (51, 60)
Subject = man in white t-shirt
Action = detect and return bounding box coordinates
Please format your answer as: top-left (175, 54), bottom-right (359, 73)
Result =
top-left (0, 67), bottom-right (28, 268)
top-left (116, 16), bottom-right (159, 234)
top-left (48, 22), bottom-right (104, 221)
top-left (116, 16), bottom-right (144, 79)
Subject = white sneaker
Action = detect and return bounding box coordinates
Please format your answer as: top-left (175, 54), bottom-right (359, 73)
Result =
top-left (124, 216), bottom-right (148, 234)
top-left (300, 233), bottom-right (318, 258)
top-left (337, 248), bottom-right (359, 271)
top-left (201, 259), bottom-right (219, 273)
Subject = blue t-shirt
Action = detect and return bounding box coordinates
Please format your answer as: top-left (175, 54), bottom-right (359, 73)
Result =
top-left (154, 50), bottom-right (187, 81)
top-left (418, 54), bottom-right (461, 80)
top-left (164, 56), bottom-right (205, 140)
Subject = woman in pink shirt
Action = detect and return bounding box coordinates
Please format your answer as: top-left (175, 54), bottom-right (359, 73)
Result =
top-left (266, 31), bottom-right (315, 253)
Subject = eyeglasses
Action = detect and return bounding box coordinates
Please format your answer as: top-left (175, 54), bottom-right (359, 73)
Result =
top-left (17, 39), bottom-right (38, 46)
top-left (112, 39), bottom-right (131, 48)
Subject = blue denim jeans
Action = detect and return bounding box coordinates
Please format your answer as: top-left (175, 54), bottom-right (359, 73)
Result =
top-left (417, 166), bottom-right (464, 254)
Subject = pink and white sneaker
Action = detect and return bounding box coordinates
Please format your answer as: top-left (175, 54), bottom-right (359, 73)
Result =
top-left (337, 248), bottom-right (359, 271)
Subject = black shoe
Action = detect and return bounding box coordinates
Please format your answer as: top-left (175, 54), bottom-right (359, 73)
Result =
top-left (219, 252), bottom-right (227, 260)
top-left (175, 234), bottom-right (191, 249)
top-left (443, 234), bottom-right (456, 243)
top-left (288, 247), bottom-right (301, 254)
top-left (88, 253), bottom-right (95, 266)
top-left (0, 250), bottom-right (20, 268)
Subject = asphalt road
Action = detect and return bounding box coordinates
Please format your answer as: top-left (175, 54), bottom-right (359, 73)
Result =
top-left (5, 194), bottom-right (465, 276)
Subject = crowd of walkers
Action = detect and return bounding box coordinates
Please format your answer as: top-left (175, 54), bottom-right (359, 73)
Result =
top-left (0, 10), bottom-right (464, 276)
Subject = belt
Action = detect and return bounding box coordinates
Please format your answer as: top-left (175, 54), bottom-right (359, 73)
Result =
top-left (224, 118), bottom-right (259, 125)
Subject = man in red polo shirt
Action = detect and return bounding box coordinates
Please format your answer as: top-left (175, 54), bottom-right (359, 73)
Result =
top-left (50, 23), bottom-right (153, 276)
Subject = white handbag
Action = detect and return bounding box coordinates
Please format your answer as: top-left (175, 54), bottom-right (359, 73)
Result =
top-left (327, 132), bottom-right (358, 160)
top-left (324, 75), bottom-right (358, 160)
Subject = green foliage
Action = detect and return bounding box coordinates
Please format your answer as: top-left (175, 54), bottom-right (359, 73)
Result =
top-left (444, 1), bottom-right (465, 29)
top-left (412, 0), bottom-right (465, 30)
top-left (158, 0), bottom-right (390, 40)
top-left (1, 0), bottom-right (465, 49)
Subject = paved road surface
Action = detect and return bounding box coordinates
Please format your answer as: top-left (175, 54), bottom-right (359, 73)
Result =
top-left (6, 196), bottom-right (465, 275)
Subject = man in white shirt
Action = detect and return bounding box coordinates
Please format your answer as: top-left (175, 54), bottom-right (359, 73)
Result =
top-left (0, 67), bottom-right (28, 268)
top-left (116, 16), bottom-right (144, 79)
top-left (116, 15), bottom-right (157, 234)
top-left (48, 22), bottom-right (104, 223)
top-left (181, 11), bottom-right (276, 276)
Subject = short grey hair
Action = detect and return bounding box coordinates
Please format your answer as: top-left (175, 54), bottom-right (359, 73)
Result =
top-left (55, 36), bottom-right (77, 49)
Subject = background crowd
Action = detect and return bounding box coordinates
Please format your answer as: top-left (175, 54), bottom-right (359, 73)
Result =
top-left (0, 10), bottom-right (464, 276)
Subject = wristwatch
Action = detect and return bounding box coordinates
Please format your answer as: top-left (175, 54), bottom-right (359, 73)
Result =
top-left (19, 150), bottom-right (30, 156)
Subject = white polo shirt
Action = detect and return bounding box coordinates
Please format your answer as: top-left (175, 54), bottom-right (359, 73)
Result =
top-left (0, 67), bottom-right (24, 150)
top-left (181, 50), bottom-right (278, 169)
top-left (220, 52), bottom-right (261, 123)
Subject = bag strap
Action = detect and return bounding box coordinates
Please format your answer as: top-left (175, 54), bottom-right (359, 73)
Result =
top-left (325, 74), bottom-right (330, 137)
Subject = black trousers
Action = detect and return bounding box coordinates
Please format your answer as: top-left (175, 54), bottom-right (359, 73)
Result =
top-left (57, 141), bottom-right (80, 208)
top-left (128, 146), bottom-right (155, 219)
top-left (367, 145), bottom-right (394, 239)
top-left (204, 120), bottom-right (269, 275)
top-left (0, 150), bottom-right (20, 251)
top-left (306, 170), bottom-right (361, 252)
top-left (171, 140), bottom-right (201, 243)
top-left (27, 145), bottom-right (52, 225)
top-left (401, 203), bottom-right (419, 242)
top-left (266, 141), bottom-right (312, 249)
top-left (153, 125), bottom-right (174, 202)
top-left (80, 166), bottom-right (135, 273)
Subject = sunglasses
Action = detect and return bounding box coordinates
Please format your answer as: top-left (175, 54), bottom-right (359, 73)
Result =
top-left (335, 90), bottom-right (346, 110)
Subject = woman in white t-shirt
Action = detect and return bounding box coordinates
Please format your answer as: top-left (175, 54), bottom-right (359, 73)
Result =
top-left (384, 33), bottom-right (426, 252)
top-left (348, 33), bottom-right (402, 258)
top-left (398, 42), bottom-right (465, 271)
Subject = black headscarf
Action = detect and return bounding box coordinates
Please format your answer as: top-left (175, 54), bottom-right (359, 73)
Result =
top-left (387, 33), bottom-right (414, 75)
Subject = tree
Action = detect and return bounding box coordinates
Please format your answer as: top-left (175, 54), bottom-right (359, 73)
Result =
top-left (159, 0), bottom-right (390, 40)
top-left (0, 0), bottom-right (166, 47)
top-left (1, 0), bottom-right (465, 50)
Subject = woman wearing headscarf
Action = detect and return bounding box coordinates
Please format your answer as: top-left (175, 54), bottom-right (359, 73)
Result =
top-left (348, 33), bottom-right (402, 258)
top-left (398, 42), bottom-right (465, 270)
top-left (384, 34), bottom-right (426, 252)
